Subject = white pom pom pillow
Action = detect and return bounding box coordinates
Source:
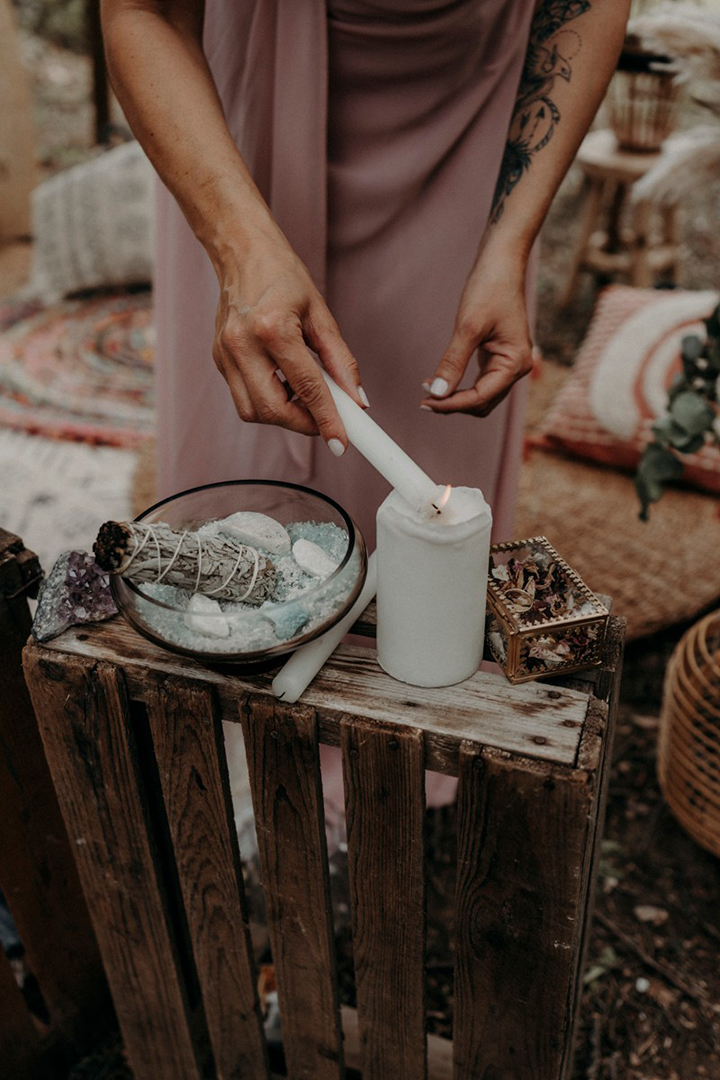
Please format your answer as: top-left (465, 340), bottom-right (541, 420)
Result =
top-left (29, 141), bottom-right (155, 304)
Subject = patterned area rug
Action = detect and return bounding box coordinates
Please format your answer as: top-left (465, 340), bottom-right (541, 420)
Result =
top-left (0, 290), bottom-right (154, 447)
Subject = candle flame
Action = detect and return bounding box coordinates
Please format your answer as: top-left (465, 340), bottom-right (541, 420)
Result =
top-left (433, 484), bottom-right (453, 514)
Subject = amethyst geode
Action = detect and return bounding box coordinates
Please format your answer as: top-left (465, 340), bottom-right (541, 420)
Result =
top-left (32, 551), bottom-right (117, 643)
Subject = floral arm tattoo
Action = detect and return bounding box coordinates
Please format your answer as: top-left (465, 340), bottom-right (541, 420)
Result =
top-left (490, 0), bottom-right (591, 223)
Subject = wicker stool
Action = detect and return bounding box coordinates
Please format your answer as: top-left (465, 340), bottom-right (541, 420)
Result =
top-left (659, 610), bottom-right (720, 858)
top-left (560, 129), bottom-right (682, 306)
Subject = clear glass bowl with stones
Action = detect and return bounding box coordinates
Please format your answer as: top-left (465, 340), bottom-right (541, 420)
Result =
top-left (112, 479), bottom-right (367, 667)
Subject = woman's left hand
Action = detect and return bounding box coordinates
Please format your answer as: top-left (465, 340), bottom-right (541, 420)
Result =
top-left (420, 250), bottom-right (533, 416)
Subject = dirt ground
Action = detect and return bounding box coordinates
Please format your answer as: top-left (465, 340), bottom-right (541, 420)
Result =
top-left (5, 17), bottom-right (720, 1080)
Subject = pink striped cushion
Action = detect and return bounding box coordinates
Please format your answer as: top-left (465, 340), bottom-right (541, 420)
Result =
top-left (539, 286), bottom-right (720, 494)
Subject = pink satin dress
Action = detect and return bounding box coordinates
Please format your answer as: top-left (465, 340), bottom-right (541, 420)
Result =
top-left (155, 0), bottom-right (535, 549)
top-left (154, 0), bottom-right (536, 808)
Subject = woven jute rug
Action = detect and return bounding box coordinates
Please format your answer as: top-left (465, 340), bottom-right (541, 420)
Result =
top-left (515, 447), bottom-right (720, 641)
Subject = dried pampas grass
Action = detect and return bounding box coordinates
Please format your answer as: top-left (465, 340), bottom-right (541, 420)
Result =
top-left (628, 4), bottom-right (720, 202)
top-left (633, 125), bottom-right (720, 203)
top-left (631, 5), bottom-right (720, 84)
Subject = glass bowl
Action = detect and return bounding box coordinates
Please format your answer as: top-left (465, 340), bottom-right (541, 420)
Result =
top-left (112, 480), bottom-right (367, 665)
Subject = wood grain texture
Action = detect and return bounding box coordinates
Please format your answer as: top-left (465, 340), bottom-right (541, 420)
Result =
top-left (0, 536), bottom-right (111, 1065)
top-left (240, 697), bottom-right (343, 1080)
top-left (146, 675), bottom-right (269, 1080)
top-left (453, 746), bottom-right (593, 1080)
top-left (42, 621), bottom-right (589, 772)
top-left (0, 947), bottom-right (48, 1080)
top-left (342, 718), bottom-right (426, 1080)
top-left (23, 647), bottom-right (203, 1080)
top-left (562, 617), bottom-right (624, 1080)
top-left (341, 1006), bottom-right (452, 1080)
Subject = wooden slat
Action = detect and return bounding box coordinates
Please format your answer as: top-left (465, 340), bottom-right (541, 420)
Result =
top-left (562, 618), bottom-right (624, 1080)
top-left (0, 947), bottom-right (48, 1080)
top-left (342, 718), bottom-right (426, 1080)
top-left (0, 535), bottom-right (111, 1064)
top-left (453, 746), bottom-right (593, 1080)
top-left (342, 1006), bottom-right (452, 1080)
top-left (241, 697), bottom-right (343, 1080)
top-left (43, 621), bottom-right (589, 772)
top-left (23, 648), bottom-right (203, 1080)
top-left (146, 675), bottom-right (269, 1080)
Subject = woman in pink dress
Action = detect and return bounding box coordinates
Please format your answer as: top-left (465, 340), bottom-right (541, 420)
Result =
top-left (102, 0), bottom-right (629, 549)
top-left (102, 1), bottom-right (628, 810)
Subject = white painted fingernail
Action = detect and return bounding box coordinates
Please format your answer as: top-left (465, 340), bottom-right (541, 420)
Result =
top-left (358, 387), bottom-right (370, 408)
top-left (327, 438), bottom-right (345, 457)
top-left (420, 404), bottom-right (433, 412)
top-left (430, 378), bottom-right (449, 397)
top-left (421, 381), bottom-right (432, 393)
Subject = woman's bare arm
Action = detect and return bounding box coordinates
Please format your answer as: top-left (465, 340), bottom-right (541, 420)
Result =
top-left (423, 0), bottom-right (630, 416)
top-left (102, 0), bottom-right (365, 452)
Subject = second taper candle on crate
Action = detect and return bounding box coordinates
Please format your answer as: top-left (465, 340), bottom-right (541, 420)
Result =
top-left (376, 486), bottom-right (492, 687)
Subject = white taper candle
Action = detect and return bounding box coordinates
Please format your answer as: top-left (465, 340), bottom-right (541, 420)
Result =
top-left (272, 552), bottom-right (378, 704)
top-left (323, 374), bottom-right (437, 510)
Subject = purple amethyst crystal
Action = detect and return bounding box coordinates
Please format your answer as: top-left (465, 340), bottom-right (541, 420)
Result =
top-left (32, 551), bottom-right (118, 643)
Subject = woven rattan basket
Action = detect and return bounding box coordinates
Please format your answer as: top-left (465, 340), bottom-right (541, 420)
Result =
top-left (659, 611), bottom-right (720, 858)
top-left (607, 36), bottom-right (680, 152)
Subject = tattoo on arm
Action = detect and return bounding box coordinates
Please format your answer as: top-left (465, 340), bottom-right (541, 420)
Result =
top-left (490, 0), bottom-right (591, 223)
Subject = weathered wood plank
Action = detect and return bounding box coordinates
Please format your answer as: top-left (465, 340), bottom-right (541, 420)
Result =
top-left (23, 647), bottom-right (203, 1080)
top-left (0, 947), bottom-right (48, 1080)
top-left (453, 746), bottom-right (592, 1080)
top-left (146, 675), bottom-right (269, 1080)
top-left (0, 534), bottom-right (111, 1064)
top-left (342, 718), bottom-right (426, 1080)
top-left (241, 697), bottom-right (343, 1080)
top-left (561, 618), bottom-right (624, 1080)
top-left (342, 1006), bottom-right (453, 1080)
top-left (43, 621), bottom-right (589, 771)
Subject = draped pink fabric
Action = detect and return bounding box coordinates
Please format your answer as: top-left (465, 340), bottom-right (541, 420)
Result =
top-left (155, 0), bottom-right (536, 550)
top-left (155, 0), bottom-right (537, 811)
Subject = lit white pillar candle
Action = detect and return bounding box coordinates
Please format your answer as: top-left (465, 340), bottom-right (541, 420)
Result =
top-left (272, 553), bottom-right (378, 703)
top-left (323, 374), bottom-right (437, 510)
top-left (376, 487), bottom-right (492, 687)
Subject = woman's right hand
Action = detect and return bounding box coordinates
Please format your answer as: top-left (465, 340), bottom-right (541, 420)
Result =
top-left (211, 226), bottom-right (366, 455)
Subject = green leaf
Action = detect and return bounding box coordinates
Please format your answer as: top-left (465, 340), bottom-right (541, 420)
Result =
top-left (681, 334), bottom-right (704, 365)
top-left (642, 442), bottom-right (685, 482)
top-left (706, 304), bottom-right (720, 340)
top-left (653, 415), bottom-right (707, 453)
top-left (677, 432), bottom-right (707, 454)
top-left (635, 442), bottom-right (684, 520)
top-left (669, 392), bottom-right (715, 436)
top-left (667, 374), bottom-right (691, 402)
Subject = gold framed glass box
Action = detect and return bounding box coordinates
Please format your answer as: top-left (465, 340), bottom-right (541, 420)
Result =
top-left (486, 536), bottom-right (610, 684)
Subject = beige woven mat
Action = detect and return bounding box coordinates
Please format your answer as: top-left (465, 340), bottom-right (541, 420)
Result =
top-left (514, 447), bottom-right (720, 640)
top-left (517, 361), bottom-right (720, 641)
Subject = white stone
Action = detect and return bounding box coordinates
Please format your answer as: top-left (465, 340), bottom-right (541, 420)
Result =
top-left (292, 538), bottom-right (340, 580)
top-left (184, 593), bottom-right (230, 638)
top-left (219, 511), bottom-right (291, 554)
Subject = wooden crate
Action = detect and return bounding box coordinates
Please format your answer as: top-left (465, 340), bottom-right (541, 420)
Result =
top-left (0, 530), bottom-right (113, 1079)
top-left (23, 594), bottom-right (624, 1080)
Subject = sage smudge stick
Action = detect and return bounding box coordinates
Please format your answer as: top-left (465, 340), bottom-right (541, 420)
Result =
top-left (94, 520), bottom-right (277, 604)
